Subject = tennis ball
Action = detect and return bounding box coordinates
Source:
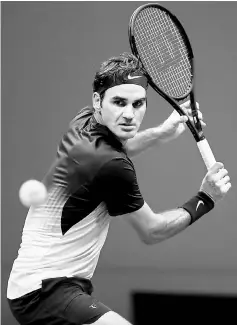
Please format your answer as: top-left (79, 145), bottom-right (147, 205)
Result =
top-left (19, 179), bottom-right (48, 207)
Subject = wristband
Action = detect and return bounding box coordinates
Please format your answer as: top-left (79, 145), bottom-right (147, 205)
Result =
top-left (180, 191), bottom-right (215, 224)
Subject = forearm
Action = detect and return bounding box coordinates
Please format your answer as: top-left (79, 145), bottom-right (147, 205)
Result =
top-left (148, 191), bottom-right (215, 244)
top-left (148, 208), bottom-right (191, 244)
top-left (125, 127), bottom-right (161, 157)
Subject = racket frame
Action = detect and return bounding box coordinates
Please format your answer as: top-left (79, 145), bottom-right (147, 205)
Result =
top-left (128, 2), bottom-right (204, 142)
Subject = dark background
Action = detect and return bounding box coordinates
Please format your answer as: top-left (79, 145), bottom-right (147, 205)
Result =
top-left (2, 2), bottom-right (237, 324)
top-left (132, 291), bottom-right (237, 324)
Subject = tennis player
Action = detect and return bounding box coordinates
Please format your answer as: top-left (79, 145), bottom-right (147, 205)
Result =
top-left (7, 53), bottom-right (231, 325)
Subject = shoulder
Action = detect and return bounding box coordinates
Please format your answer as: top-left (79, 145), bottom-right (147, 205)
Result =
top-left (69, 106), bottom-right (94, 128)
top-left (94, 156), bottom-right (144, 217)
top-left (94, 156), bottom-right (137, 184)
top-left (57, 106), bottom-right (94, 156)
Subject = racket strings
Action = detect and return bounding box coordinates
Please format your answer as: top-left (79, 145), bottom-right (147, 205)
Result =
top-left (133, 8), bottom-right (192, 98)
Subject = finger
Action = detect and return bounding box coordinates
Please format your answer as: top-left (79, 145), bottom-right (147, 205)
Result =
top-left (197, 110), bottom-right (203, 120)
top-left (186, 109), bottom-right (203, 121)
top-left (186, 109), bottom-right (202, 117)
top-left (200, 121), bottom-right (207, 127)
top-left (216, 175), bottom-right (230, 186)
top-left (212, 168), bottom-right (228, 182)
top-left (171, 115), bottom-right (187, 127)
top-left (218, 168), bottom-right (229, 178)
top-left (220, 182), bottom-right (232, 194)
top-left (216, 168), bottom-right (229, 180)
top-left (180, 116), bottom-right (188, 124)
top-left (180, 100), bottom-right (190, 109)
top-left (208, 162), bottom-right (224, 175)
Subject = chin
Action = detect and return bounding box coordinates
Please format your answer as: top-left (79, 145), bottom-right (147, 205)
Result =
top-left (118, 130), bottom-right (137, 141)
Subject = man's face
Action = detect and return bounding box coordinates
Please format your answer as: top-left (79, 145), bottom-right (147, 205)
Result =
top-left (98, 84), bottom-right (147, 142)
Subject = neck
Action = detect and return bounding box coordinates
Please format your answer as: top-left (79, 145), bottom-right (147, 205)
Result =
top-left (93, 111), bottom-right (127, 146)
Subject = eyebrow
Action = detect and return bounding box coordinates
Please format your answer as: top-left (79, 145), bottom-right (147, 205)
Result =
top-left (112, 96), bottom-right (147, 102)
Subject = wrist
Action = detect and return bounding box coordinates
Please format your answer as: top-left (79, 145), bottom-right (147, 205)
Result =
top-left (199, 189), bottom-right (216, 203)
top-left (152, 126), bottom-right (162, 139)
top-left (154, 125), bottom-right (169, 144)
top-left (180, 191), bottom-right (215, 225)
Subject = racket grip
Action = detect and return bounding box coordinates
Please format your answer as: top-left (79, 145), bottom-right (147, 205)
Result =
top-left (197, 139), bottom-right (216, 170)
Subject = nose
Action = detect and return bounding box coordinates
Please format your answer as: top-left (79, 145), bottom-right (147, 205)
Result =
top-left (122, 105), bottom-right (134, 120)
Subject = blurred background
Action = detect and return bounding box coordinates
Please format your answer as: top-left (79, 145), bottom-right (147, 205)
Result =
top-left (2, 1), bottom-right (237, 324)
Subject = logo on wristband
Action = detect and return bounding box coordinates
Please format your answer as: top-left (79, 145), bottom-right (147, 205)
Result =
top-left (196, 200), bottom-right (204, 211)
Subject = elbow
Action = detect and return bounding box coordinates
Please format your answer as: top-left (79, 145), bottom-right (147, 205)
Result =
top-left (136, 228), bottom-right (160, 245)
top-left (145, 227), bottom-right (167, 245)
top-left (138, 231), bottom-right (156, 245)
top-left (142, 232), bottom-right (164, 245)
top-left (141, 236), bottom-right (154, 245)
top-left (146, 237), bottom-right (165, 245)
top-left (137, 232), bottom-right (153, 245)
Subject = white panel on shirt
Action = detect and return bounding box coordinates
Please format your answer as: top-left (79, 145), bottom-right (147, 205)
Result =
top-left (7, 185), bottom-right (111, 299)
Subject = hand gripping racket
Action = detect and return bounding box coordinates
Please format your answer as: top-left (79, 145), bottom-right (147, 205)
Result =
top-left (129, 3), bottom-right (216, 170)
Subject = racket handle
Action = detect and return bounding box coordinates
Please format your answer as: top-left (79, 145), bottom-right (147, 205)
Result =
top-left (197, 138), bottom-right (216, 170)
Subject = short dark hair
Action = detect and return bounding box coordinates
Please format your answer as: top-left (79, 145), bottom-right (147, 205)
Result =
top-left (92, 52), bottom-right (147, 100)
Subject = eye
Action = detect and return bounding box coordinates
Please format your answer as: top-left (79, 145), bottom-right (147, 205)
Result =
top-left (113, 100), bottom-right (126, 107)
top-left (133, 100), bottom-right (144, 108)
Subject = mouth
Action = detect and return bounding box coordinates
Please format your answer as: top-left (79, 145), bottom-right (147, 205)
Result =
top-left (119, 124), bottom-right (136, 131)
top-left (120, 123), bottom-right (136, 127)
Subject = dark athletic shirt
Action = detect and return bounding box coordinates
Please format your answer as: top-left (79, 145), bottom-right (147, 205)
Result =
top-left (7, 106), bottom-right (144, 299)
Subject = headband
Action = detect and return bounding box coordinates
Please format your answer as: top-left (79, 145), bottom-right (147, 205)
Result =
top-left (97, 72), bottom-right (149, 94)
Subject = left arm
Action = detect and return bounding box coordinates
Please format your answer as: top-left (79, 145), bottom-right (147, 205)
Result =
top-left (125, 126), bottom-right (162, 157)
top-left (125, 101), bottom-right (205, 157)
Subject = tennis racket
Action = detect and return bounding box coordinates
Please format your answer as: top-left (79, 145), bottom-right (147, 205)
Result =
top-left (128, 3), bottom-right (216, 170)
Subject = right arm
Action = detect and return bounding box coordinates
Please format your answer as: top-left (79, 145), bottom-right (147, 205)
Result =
top-left (122, 202), bottom-right (191, 244)
top-left (95, 158), bottom-right (231, 245)
top-left (122, 162), bottom-right (231, 245)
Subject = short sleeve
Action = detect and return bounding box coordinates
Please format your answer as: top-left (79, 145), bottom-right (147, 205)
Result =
top-left (94, 158), bottom-right (144, 216)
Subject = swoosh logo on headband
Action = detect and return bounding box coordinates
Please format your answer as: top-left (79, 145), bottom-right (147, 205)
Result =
top-left (127, 74), bottom-right (142, 80)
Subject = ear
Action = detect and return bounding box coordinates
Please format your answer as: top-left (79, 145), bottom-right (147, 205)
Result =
top-left (92, 92), bottom-right (101, 113)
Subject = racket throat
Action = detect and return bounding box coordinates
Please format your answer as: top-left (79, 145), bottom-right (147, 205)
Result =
top-left (192, 112), bottom-right (203, 139)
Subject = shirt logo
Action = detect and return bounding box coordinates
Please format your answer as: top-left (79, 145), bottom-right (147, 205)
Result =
top-left (89, 303), bottom-right (97, 309)
top-left (196, 200), bottom-right (204, 211)
top-left (127, 74), bottom-right (142, 80)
